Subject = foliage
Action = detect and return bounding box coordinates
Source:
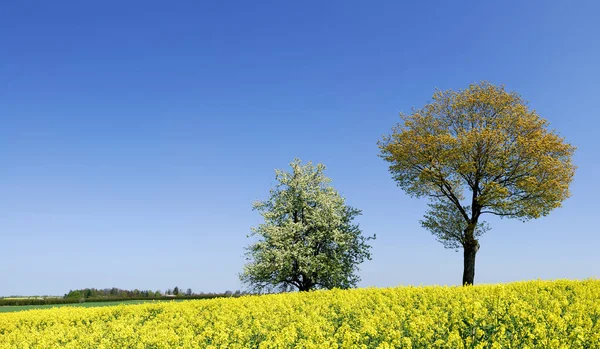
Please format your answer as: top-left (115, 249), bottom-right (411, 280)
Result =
top-left (241, 159), bottom-right (374, 292)
top-left (420, 200), bottom-right (489, 250)
top-left (379, 81), bottom-right (576, 284)
top-left (65, 288), bottom-right (161, 299)
top-left (0, 280), bottom-right (598, 348)
top-left (379, 81), bottom-right (575, 219)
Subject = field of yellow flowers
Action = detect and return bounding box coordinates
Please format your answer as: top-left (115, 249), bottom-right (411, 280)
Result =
top-left (0, 279), bottom-right (598, 348)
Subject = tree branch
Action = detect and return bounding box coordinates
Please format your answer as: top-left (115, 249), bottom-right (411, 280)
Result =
top-left (480, 211), bottom-right (515, 216)
top-left (439, 182), bottom-right (470, 223)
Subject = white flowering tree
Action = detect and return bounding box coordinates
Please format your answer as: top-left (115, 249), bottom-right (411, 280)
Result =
top-left (240, 159), bottom-right (374, 292)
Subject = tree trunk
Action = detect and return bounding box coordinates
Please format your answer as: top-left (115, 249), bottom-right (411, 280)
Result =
top-left (298, 274), bottom-right (313, 292)
top-left (462, 241), bottom-right (478, 285)
top-left (462, 223), bottom-right (480, 285)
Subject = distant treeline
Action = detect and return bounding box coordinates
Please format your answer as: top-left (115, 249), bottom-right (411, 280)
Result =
top-left (0, 288), bottom-right (249, 307)
top-left (65, 288), bottom-right (163, 299)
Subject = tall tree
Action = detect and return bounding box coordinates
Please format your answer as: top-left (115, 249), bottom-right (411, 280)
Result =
top-left (240, 159), bottom-right (374, 292)
top-left (379, 82), bottom-right (575, 285)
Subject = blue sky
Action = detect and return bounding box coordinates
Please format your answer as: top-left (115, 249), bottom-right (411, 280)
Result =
top-left (1, 1), bottom-right (599, 296)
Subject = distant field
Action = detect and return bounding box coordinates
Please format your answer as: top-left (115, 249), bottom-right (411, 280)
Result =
top-left (0, 297), bottom-right (61, 301)
top-left (0, 299), bottom-right (179, 313)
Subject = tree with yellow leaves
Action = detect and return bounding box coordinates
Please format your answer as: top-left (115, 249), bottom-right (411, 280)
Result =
top-left (379, 82), bottom-right (576, 285)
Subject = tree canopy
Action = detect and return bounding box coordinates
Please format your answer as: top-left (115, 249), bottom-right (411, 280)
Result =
top-left (379, 81), bottom-right (576, 285)
top-left (240, 159), bottom-right (374, 292)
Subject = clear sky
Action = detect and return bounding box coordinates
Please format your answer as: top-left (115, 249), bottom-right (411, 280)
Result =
top-left (1, 1), bottom-right (599, 296)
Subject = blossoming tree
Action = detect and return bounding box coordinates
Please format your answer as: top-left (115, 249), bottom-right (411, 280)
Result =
top-left (241, 159), bottom-right (374, 292)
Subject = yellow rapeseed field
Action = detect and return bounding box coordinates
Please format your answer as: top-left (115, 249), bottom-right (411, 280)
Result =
top-left (0, 280), bottom-right (598, 348)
